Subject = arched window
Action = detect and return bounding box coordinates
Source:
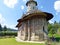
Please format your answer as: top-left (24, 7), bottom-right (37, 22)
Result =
top-left (43, 26), bottom-right (44, 31)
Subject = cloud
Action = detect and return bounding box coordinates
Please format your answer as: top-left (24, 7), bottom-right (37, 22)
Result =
top-left (23, 0), bottom-right (27, 3)
top-left (0, 14), bottom-right (5, 24)
top-left (54, 0), bottom-right (60, 12)
top-left (40, 6), bottom-right (43, 9)
top-left (0, 14), bottom-right (6, 26)
top-left (6, 24), bottom-right (17, 29)
top-left (21, 5), bottom-right (24, 10)
top-left (23, 0), bottom-right (27, 2)
top-left (0, 14), bottom-right (16, 29)
top-left (49, 20), bottom-right (53, 24)
top-left (4, 0), bottom-right (18, 8)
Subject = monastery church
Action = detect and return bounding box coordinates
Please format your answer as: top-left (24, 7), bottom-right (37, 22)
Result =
top-left (16, 0), bottom-right (53, 41)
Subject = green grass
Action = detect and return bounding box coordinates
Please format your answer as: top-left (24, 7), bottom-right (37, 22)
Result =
top-left (0, 38), bottom-right (44, 45)
top-left (0, 38), bottom-right (60, 45)
top-left (48, 34), bottom-right (60, 37)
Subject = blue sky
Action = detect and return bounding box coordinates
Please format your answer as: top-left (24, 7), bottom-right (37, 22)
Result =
top-left (0, 0), bottom-right (60, 29)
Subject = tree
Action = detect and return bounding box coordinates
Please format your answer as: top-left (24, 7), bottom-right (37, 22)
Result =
top-left (49, 27), bottom-right (56, 35)
top-left (57, 28), bottom-right (60, 34)
top-left (59, 21), bottom-right (60, 24)
top-left (3, 26), bottom-right (7, 31)
top-left (54, 21), bottom-right (59, 33)
top-left (48, 23), bottom-right (53, 33)
top-left (59, 21), bottom-right (60, 28)
top-left (0, 24), bottom-right (2, 31)
top-left (54, 21), bottom-right (57, 24)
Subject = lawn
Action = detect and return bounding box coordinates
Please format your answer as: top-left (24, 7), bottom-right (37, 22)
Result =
top-left (0, 38), bottom-right (44, 45)
top-left (0, 38), bottom-right (60, 45)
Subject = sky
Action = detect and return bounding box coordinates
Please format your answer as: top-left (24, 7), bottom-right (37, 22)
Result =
top-left (0, 0), bottom-right (60, 29)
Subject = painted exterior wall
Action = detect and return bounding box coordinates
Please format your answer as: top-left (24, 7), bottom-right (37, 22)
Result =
top-left (17, 17), bottom-right (48, 41)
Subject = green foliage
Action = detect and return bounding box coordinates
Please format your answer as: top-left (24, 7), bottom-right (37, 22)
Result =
top-left (0, 24), bottom-right (2, 31)
top-left (3, 26), bottom-right (7, 31)
top-left (58, 28), bottom-right (60, 32)
top-left (48, 21), bottom-right (60, 34)
top-left (48, 21), bottom-right (60, 38)
top-left (0, 31), bottom-right (17, 37)
top-left (48, 23), bottom-right (53, 32)
top-left (0, 24), bottom-right (17, 37)
top-left (49, 28), bottom-right (56, 34)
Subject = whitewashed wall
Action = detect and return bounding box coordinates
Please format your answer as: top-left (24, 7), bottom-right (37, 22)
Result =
top-left (27, 2), bottom-right (37, 12)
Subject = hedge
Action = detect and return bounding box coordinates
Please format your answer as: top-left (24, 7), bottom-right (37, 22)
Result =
top-left (0, 31), bottom-right (17, 36)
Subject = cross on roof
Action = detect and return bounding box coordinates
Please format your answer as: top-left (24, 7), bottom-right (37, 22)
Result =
top-left (30, 0), bottom-right (34, 1)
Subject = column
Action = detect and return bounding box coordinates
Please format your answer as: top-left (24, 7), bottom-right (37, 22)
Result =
top-left (24, 22), bottom-right (27, 40)
top-left (28, 20), bottom-right (31, 41)
top-left (31, 19), bottom-right (35, 41)
top-left (43, 25), bottom-right (48, 41)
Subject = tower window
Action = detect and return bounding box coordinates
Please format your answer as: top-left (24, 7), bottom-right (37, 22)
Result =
top-left (33, 7), bottom-right (34, 9)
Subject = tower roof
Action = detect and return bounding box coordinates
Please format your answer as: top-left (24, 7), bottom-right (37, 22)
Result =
top-left (16, 12), bottom-right (53, 27)
top-left (26, 0), bottom-right (37, 6)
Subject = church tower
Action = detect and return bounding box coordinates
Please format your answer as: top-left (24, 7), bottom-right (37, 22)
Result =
top-left (26, 0), bottom-right (37, 12)
top-left (16, 0), bottom-right (53, 41)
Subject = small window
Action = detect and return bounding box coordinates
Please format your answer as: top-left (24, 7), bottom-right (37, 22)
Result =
top-left (43, 26), bottom-right (44, 31)
top-left (33, 7), bottom-right (34, 9)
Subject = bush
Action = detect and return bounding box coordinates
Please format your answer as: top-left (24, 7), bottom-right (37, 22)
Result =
top-left (0, 31), bottom-right (17, 37)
